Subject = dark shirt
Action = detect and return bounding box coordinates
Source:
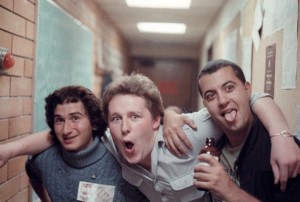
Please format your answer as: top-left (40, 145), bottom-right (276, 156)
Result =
top-left (217, 115), bottom-right (300, 202)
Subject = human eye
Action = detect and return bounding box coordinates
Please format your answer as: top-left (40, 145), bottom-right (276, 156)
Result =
top-left (111, 116), bottom-right (121, 123)
top-left (204, 92), bottom-right (215, 101)
top-left (131, 114), bottom-right (140, 121)
top-left (225, 83), bottom-right (235, 92)
top-left (54, 117), bottom-right (64, 125)
top-left (71, 115), bottom-right (81, 122)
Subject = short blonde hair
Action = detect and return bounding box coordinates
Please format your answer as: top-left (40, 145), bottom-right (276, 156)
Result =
top-left (102, 73), bottom-right (164, 123)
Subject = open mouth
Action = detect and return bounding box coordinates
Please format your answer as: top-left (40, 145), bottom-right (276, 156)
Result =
top-left (124, 141), bottom-right (135, 154)
top-left (125, 141), bottom-right (134, 149)
top-left (222, 109), bottom-right (237, 122)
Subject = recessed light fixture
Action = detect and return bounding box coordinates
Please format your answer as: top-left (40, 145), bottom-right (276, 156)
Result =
top-left (125, 0), bottom-right (191, 9)
top-left (137, 22), bottom-right (186, 34)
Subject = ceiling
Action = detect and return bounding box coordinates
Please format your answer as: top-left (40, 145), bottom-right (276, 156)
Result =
top-left (95, 0), bottom-right (227, 58)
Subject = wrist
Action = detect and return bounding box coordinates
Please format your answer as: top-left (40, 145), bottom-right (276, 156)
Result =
top-left (165, 106), bottom-right (182, 114)
top-left (270, 130), bottom-right (294, 139)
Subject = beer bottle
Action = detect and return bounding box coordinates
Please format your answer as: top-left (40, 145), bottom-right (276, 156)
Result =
top-left (197, 137), bottom-right (219, 191)
top-left (199, 137), bottom-right (219, 161)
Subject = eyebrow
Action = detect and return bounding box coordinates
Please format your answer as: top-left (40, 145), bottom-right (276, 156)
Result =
top-left (203, 80), bottom-right (236, 96)
top-left (222, 80), bottom-right (236, 87)
top-left (54, 112), bottom-right (85, 117)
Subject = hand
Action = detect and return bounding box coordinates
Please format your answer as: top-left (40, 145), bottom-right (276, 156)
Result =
top-left (194, 154), bottom-right (235, 199)
top-left (194, 154), bottom-right (259, 202)
top-left (270, 136), bottom-right (300, 191)
top-left (163, 108), bottom-right (196, 155)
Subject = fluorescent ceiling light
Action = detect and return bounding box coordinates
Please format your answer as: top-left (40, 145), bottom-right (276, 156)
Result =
top-left (125, 0), bottom-right (191, 9)
top-left (137, 22), bottom-right (186, 34)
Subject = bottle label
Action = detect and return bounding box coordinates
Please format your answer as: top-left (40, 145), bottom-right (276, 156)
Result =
top-left (198, 156), bottom-right (219, 167)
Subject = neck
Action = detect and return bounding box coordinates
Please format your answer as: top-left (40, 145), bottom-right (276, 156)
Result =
top-left (140, 155), bottom-right (152, 171)
top-left (139, 130), bottom-right (158, 172)
top-left (224, 114), bottom-right (253, 148)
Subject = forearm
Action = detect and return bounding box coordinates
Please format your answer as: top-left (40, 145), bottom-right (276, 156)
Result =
top-left (164, 106), bottom-right (182, 116)
top-left (3, 130), bottom-right (54, 159)
top-left (222, 186), bottom-right (260, 202)
top-left (252, 96), bottom-right (300, 190)
top-left (252, 96), bottom-right (290, 135)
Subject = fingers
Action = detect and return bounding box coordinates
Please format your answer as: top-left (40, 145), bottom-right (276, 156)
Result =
top-left (164, 135), bottom-right (182, 156)
top-left (293, 149), bottom-right (300, 177)
top-left (194, 161), bottom-right (213, 190)
top-left (292, 158), bottom-right (300, 177)
top-left (176, 129), bottom-right (192, 150)
top-left (163, 115), bottom-right (194, 155)
top-left (293, 156), bottom-right (300, 177)
top-left (279, 171), bottom-right (288, 192)
top-left (198, 153), bottom-right (219, 167)
top-left (271, 159), bottom-right (288, 191)
top-left (194, 171), bottom-right (211, 189)
top-left (270, 137), bottom-right (300, 191)
top-left (194, 155), bottom-right (228, 194)
top-left (270, 160), bottom-right (280, 185)
top-left (171, 136), bottom-right (186, 156)
top-left (183, 116), bottom-right (197, 130)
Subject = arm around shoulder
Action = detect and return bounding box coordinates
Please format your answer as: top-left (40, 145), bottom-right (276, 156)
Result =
top-left (163, 106), bottom-right (197, 155)
top-left (0, 130), bottom-right (54, 168)
top-left (251, 95), bottom-right (300, 191)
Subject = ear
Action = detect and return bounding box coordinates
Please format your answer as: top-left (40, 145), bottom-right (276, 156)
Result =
top-left (152, 116), bottom-right (161, 130)
top-left (245, 81), bottom-right (251, 98)
top-left (91, 124), bottom-right (98, 131)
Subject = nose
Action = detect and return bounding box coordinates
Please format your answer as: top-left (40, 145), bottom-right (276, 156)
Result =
top-left (121, 119), bottom-right (130, 135)
top-left (218, 92), bottom-right (229, 107)
top-left (63, 120), bottom-right (72, 134)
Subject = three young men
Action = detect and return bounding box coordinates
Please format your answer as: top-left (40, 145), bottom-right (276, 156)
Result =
top-left (1, 69), bottom-right (299, 201)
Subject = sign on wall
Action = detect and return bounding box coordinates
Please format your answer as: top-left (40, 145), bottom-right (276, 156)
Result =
top-left (264, 44), bottom-right (276, 97)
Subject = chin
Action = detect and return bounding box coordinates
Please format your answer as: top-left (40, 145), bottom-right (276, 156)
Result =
top-left (126, 157), bottom-right (139, 165)
top-left (62, 144), bottom-right (78, 152)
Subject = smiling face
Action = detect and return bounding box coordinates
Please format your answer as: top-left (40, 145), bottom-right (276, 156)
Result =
top-left (108, 94), bottom-right (161, 170)
top-left (54, 101), bottom-right (94, 151)
top-left (199, 66), bottom-right (253, 146)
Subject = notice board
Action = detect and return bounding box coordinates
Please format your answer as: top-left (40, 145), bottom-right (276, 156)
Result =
top-left (34, 0), bottom-right (93, 132)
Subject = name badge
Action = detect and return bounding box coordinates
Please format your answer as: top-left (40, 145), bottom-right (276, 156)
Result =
top-left (77, 181), bottom-right (115, 202)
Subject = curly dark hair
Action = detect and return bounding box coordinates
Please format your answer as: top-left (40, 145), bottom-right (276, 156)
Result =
top-left (45, 86), bottom-right (107, 140)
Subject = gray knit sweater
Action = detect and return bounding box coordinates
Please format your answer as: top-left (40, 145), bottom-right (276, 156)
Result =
top-left (26, 136), bottom-right (147, 201)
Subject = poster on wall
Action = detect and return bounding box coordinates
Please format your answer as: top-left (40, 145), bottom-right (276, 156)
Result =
top-left (264, 44), bottom-right (276, 97)
top-left (222, 29), bottom-right (238, 63)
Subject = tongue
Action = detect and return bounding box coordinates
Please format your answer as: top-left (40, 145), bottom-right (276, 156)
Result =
top-left (224, 110), bottom-right (237, 122)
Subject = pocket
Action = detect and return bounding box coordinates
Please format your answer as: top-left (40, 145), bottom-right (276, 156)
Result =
top-left (170, 172), bottom-right (206, 201)
top-left (169, 172), bottom-right (194, 190)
